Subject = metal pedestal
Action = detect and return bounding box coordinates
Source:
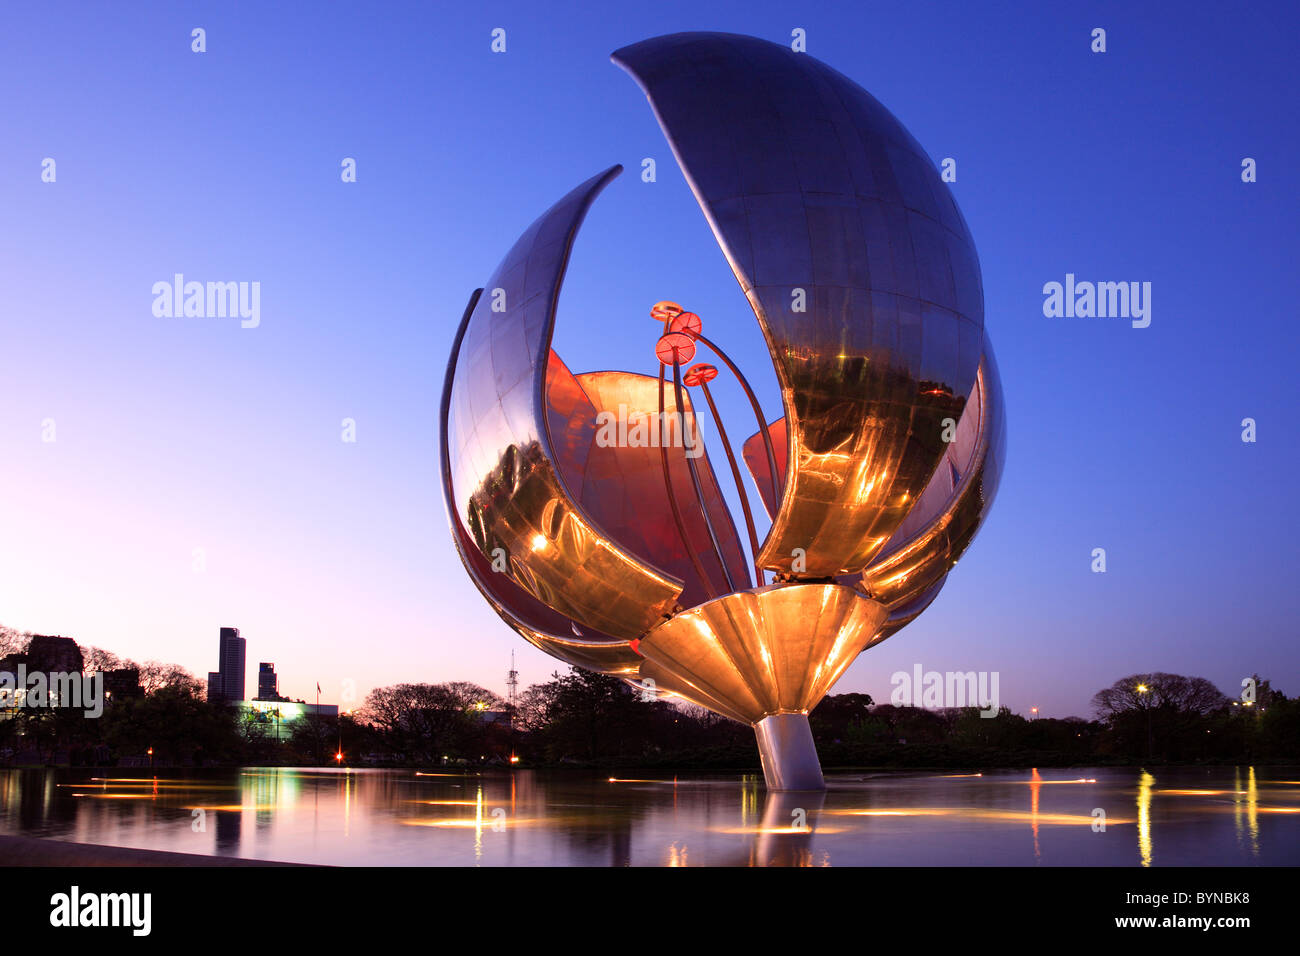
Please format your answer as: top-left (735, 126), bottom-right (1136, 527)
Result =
top-left (754, 712), bottom-right (825, 790)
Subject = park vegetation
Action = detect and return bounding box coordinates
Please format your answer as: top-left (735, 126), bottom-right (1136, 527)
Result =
top-left (1, 625), bottom-right (1295, 770)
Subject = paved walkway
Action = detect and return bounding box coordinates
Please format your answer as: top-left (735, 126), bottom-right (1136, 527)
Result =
top-left (0, 834), bottom-right (308, 866)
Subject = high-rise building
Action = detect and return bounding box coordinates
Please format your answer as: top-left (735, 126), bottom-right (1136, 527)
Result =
top-left (207, 671), bottom-right (223, 701)
top-left (211, 627), bottom-right (246, 702)
top-left (257, 662), bottom-right (280, 700)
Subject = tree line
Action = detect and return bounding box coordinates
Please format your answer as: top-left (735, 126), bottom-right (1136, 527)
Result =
top-left (1, 625), bottom-right (1294, 768)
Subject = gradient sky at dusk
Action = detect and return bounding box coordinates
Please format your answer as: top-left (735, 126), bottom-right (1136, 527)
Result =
top-left (2, 1), bottom-right (1296, 717)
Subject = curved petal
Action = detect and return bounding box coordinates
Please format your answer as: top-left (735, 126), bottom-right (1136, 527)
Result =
top-left (440, 290), bottom-right (643, 676)
top-left (637, 583), bottom-right (889, 724)
top-left (613, 33), bottom-right (985, 576)
top-left (871, 577), bottom-right (947, 646)
top-left (444, 166), bottom-right (683, 640)
top-left (558, 368), bottom-right (749, 607)
top-left (857, 333), bottom-right (1006, 610)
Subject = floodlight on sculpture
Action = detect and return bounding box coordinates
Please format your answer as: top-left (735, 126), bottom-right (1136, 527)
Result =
top-left (439, 33), bottom-right (1006, 790)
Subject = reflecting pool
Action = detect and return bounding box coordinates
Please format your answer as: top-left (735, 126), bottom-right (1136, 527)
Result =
top-left (1, 766), bottom-right (1296, 866)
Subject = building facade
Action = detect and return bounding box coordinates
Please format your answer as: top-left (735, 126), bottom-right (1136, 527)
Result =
top-left (209, 627), bottom-right (246, 702)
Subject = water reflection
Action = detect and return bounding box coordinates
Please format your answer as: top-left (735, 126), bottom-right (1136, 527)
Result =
top-left (0, 766), bottom-right (1295, 866)
top-left (1137, 770), bottom-right (1154, 866)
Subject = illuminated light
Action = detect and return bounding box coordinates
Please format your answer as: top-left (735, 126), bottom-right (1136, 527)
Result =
top-left (61, 782), bottom-right (237, 790)
top-left (1137, 770), bottom-right (1154, 867)
top-left (711, 825), bottom-right (846, 835)
top-left (510, 755), bottom-right (520, 764)
top-left (69, 793), bottom-right (160, 800)
top-left (1256, 807), bottom-right (1300, 813)
top-left (530, 533), bottom-right (548, 552)
top-left (1136, 684), bottom-right (1148, 693)
top-left (831, 807), bottom-right (1130, 826)
top-left (939, 773), bottom-right (983, 778)
top-left (402, 819), bottom-right (484, 828)
top-left (1159, 789), bottom-right (1248, 796)
top-left (412, 799), bottom-right (478, 806)
top-left (401, 816), bottom-right (547, 829)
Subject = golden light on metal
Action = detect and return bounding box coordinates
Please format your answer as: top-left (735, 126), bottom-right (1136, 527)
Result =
top-left (637, 584), bottom-right (889, 725)
top-left (441, 33), bottom-right (1005, 790)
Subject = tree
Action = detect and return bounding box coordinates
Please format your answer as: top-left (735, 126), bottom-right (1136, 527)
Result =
top-left (102, 686), bottom-right (241, 766)
top-left (358, 682), bottom-right (502, 763)
top-left (1092, 673), bottom-right (1229, 760)
top-left (80, 646), bottom-right (124, 674)
top-left (132, 661), bottom-right (203, 697)
top-left (811, 692), bottom-right (875, 743)
top-left (0, 625), bottom-right (32, 658)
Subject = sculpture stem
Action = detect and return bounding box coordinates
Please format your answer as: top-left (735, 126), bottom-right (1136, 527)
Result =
top-left (695, 332), bottom-right (782, 508)
top-left (754, 713), bottom-right (825, 790)
top-left (657, 361), bottom-right (720, 600)
top-left (699, 380), bottom-right (764, 588)
top-left (672, 357), bottom-right (739, 592)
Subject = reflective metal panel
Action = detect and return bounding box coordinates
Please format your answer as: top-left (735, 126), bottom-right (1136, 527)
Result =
top-left (755, 714), bottom-right (825, 791)
top-left (562, 370), bottom-right (749, 608)
top-left (445, 166), bottom-right (683, 639)
top-left (742, 416), bottom-right (787, 519)
top-left (637, 583), bottom-right (888, 724)
top-left (857, 335), bottom-right (1005, 610)
top-left (613, 33), bottom-right (985, 576)
top-left (872, 577), bottom-right (946, 645)
top-left (440, 290), bottom-right (643, 676)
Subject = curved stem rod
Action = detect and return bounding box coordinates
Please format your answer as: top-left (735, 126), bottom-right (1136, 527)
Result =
top-left (695, 332), bottom-right (782, 510)
top-left (699, 379), bottom-right (763, 588)
top-left (657, 360), bottom-right (720, 601)
top-left (671, 356), bottom-right (739, 593)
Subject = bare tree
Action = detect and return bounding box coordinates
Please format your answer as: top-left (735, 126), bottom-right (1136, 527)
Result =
top-left (134, 661), bottom-right (203, 696)
top-left (0, 625), bottom-right (32, 658)
top-left (80, 646), bottom-right (124, 674)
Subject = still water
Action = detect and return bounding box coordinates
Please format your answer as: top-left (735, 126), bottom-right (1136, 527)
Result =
top-left (1, 766), bottom-right (1296, 866)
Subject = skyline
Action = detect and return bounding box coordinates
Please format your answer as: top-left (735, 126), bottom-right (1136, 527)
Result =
top-left (2, 1), bottom-right (1297, 718)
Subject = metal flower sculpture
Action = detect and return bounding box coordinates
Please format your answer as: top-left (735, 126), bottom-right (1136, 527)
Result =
top-left (440, 33), bottom-right (1005, 789)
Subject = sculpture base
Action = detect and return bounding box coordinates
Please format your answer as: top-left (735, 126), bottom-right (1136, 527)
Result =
top-left (754, 713), bottom-right (825, 790)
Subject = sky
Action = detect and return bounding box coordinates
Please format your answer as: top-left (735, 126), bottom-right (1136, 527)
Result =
top-left (1, 1), bottom-right (1296, 718)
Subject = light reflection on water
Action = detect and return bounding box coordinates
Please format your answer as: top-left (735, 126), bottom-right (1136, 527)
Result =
top-left (0, 766), bottom-right (1296, 866)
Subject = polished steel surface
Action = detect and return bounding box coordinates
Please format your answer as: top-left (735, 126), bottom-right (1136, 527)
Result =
top-left (742, 416), bottom-right (788, 520)
top-left (754, 714), bottom-right (826, 791)
top-left (445, 166), bottom-right (682, 640)
top-left (567, 369), bottom-right (748, 610)
top-left (636, 583), bottom-right (888, 724)
top-left (857, 334), bottom-right (1005, 610)
top-left (441, 291), bottom-right (643, 676)
top-left (614, 33), bottom-right (986, 576)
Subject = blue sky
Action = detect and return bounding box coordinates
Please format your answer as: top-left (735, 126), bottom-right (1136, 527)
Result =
top-left (1, 1), bottom-right (1296, 716)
